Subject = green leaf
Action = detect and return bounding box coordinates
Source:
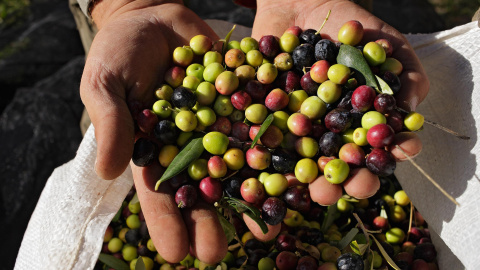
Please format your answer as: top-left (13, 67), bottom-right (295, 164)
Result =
top-left (380, 207), bottom-right (388, 219)
top-left (135, 256), bottom-right (146, 270)
top-left (337, 44), bottom-right (379, 90)
top-left (251, 114), bottom-right (274, 149)
top-left (386, 175), bottom-right (398, 196)
top-left (217, 212), bottom-right (236, 244)
top-left (98, 253), bottom-right (130, 270)
top-left (369, 234), bottom-right (401, 270)
top-left (243, 211), bottom-right (269, 234)
top-left (341, 195), bottom-right (360, 203)
top-left (129, 192), bottom-right (139, 205)
top-left (155, 137), bottom-right (204, 190)
top-left (226, 198), bottom-right (268, 234)
top-left (321, 204), bottom-right (339, 233)
top-left (350, 240), bottom-right (369, 256)
top-left (375, 75), bottom-right (394, 95)
top-left (369, 250), bottom-right (375, 270)
top-left (337, 228), bottom-right (359, 250)
top-left (222, 24), bottom-right (237, 55)
top-left (226, 197), bottom-right (260, 215)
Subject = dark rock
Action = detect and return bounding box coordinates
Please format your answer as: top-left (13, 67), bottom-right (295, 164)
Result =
top-left (372, 0), bottom-right (445, 34)
top-left (0, 0), bottom-right (84, 113)
top-left (0, 56), bottom-right (85, 270)
top-left (186, 0), bottom-right (255, 27)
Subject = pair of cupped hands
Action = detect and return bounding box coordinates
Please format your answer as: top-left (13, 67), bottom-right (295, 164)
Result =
top-left (80, 0), bottom-right (428, 264)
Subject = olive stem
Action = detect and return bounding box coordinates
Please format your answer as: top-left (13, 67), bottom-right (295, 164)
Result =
top-left (394, 145), bottom-right (460, 206)
top-left (220, 170), bottom-right (239, 182)
top-left (406, 202), bottom-right (414, 242)
top-left (423, 118), bottom-right (470, 140)
top-left (337, 217), bottom-right (352, 232)
top-left (315, 10), bottom-right (331, 35)
top-left (227, 243), bottom-right (241, 251)
top-left (352, 213), bottom-right (371, 255)
top-left (396, 108), bottom-right (470, 140)
top-left (162, 106), bottom-right (178, 112)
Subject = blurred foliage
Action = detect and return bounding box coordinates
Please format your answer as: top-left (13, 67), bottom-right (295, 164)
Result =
top-left (428, 0), bottom-right (480, 28)
top-left (0, 0), bottom-right (30, 28)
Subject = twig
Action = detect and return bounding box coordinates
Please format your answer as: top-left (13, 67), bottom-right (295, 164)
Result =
top-left (395, 145), bottom-right (460, 206)
top-left (221, 170), bottom-right (239, 182)
top-left (422, 118), bottom-right (470, 140)
top-left (228, 243), bottom-right (241, 251)
top-left (315, 10), bottom-right (331, 35)
top-left (353, 213), bottom-right (371, 255)
top-left (396, 108), bottom-right (470, 140)
top-left (407, 202), bottom-right (414, 242)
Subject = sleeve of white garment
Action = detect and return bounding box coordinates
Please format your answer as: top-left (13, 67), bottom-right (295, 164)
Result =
top-left (76, 0), bottom-right (90, 17)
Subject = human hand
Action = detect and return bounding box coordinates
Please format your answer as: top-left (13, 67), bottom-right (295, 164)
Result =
top-left (80, 0), bottom-right (227, 263)
top-left (252, 1), bottom-right (426, 202)
top-left (252, 0), bottom-right (429, 111)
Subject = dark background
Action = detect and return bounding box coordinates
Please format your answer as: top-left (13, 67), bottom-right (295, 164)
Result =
top-left (0, 0), bottom-right (477, 269)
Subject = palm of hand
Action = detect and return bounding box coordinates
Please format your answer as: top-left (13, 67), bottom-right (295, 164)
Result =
top-left (81, 4), bottom-right (227, 264)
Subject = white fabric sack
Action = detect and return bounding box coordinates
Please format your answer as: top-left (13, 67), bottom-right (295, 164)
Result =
top-left (15, 20), bottom-right (480, 269)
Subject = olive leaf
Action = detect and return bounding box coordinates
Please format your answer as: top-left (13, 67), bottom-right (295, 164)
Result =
top-left (222, 24), bottom-right (237, 55)
top-left (321, 204), bottom-right (339, 233)
top-left (369, 249), bottom-right (376, 270)
top-left (337, 227), bottom-right (359, 250)
top-left (380, 206), bottom-right (388, 219)
top-left (341, 194), bottom-right (360, 203)
top-left (226, 197), bottom-right (269, 234)
top-left (251, 113), bottom-right (274, 149)
top-left (98, 253), bottom-right (130, 270)
top-left (369, 234), bottom-right (401, 270)
top-left (155, 137), bottom-right (204, 190)
top-left (337, 44), bottom-right (379, 90)
top-left (380, 176), bottom-right (397, 196)
top-left (135, 256), bottom-right (146, 270)
top-left (129, 192), bottom-right (139, 205)
top-left (375, 75), bottom-right (394, 95)
top-left (216, 212), bottom-right (236, 244)
top-left (350, 240), bottom-right (369, 256)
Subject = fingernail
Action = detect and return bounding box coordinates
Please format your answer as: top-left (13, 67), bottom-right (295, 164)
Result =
top-left (409, 96), bottom-right (419, 111)
top-left (399, 96), bottom-right (419, 112)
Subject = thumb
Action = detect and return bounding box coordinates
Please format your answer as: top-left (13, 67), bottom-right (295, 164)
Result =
top-left (80, 64), bottom-right (135, 180)
top-left (242, 213), bottom-right (282, 242)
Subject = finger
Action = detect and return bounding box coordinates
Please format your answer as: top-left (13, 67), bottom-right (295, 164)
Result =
top-left (182, 201), bottom-right (228, 264)
top-left (389, 38), bottom-right (429, 111)
top-left (309, 175), bottom-right (343, 206)
top-left (395, 64), bottom-right (429, 111)
top-left (342, 167), bottom-right (380, 199)
top-left (131, 161), bottom-right (190, 263)
top-left (337, 7), bottom-right (429, 111)
top-left (80, 22), bottom-right (168, 180)
top-left (362, 22), bottom-right (429, 111)
top-left (80, 62), bottom-right (135, 180)
top-left (243, 213), bottom-right (281, 242)
top-left (387, 131), bottom-right (423, 161)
